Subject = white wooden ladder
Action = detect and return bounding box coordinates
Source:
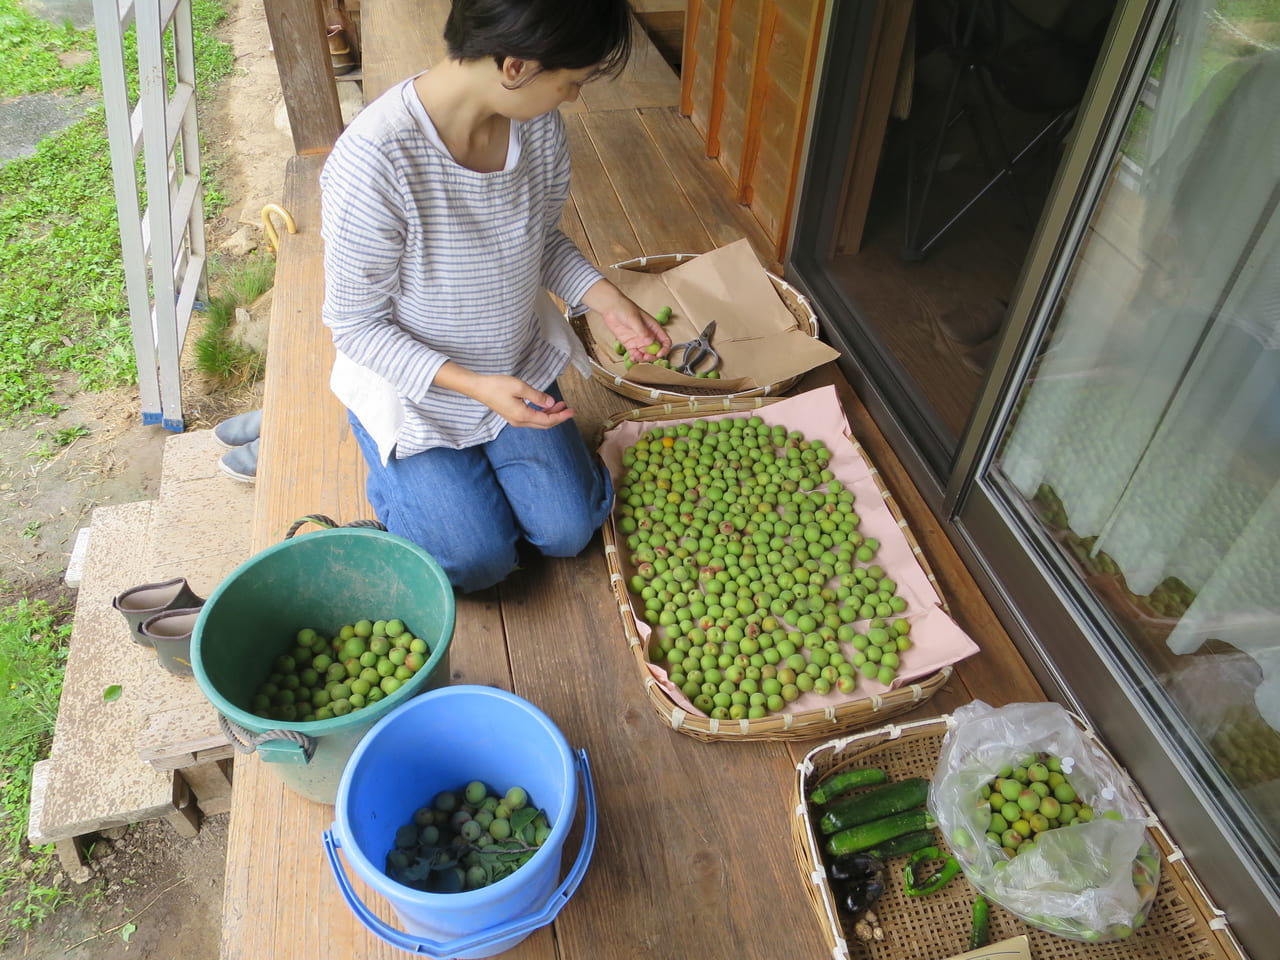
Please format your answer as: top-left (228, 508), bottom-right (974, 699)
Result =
top-left (94, 0), bottom-right (207, 431)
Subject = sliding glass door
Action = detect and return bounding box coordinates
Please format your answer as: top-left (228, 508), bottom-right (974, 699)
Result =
top-left (956, 0), bottom-right (1280, 950)
top-left (791, 0), bottom-right (1280, 951)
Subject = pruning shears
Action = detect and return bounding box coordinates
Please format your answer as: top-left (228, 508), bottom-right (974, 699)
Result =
top-left (669, 320), bottom-right (721, 376)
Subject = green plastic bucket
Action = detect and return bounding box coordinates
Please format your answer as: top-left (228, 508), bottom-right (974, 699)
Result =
top-left (192, 527), bottom-right (455, 804)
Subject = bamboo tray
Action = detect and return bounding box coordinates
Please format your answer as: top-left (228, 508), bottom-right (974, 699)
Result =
top-left (599, 396), bottom-right (955, 743)
top-left (569, 252), bottom-right (822, 404)
top-left (792, 715), bottom-right (1248, 960)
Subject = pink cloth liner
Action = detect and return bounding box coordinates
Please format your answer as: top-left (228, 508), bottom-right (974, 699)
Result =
top-left (598, 384), bottom-right (981, 718)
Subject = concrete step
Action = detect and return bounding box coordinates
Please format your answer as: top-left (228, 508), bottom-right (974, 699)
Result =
top-left (33, 429), bottom-right (254, 879)
top-left (136, 429), bottom-right (252, 772)
top-left (31, 501), bottom-right (194, 880)
top-left (145, 428), bottom-right (255, 596)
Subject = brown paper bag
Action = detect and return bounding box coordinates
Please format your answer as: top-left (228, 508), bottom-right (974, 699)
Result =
top-left (582, 239), bottom-right (839, 388)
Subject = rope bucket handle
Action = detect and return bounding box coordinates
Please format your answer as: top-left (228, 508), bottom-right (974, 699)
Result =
top-left (218, 713), bottom-right (318, 764)
top-left (285, 514), bottom-right (387, 539)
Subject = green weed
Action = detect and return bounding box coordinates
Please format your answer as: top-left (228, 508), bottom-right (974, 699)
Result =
top-left (23, 425), bottom-right (89, 463)
top-left (0, 595), bottom-right (72, 855)
top-left (0, 0), bottom-right (234, 423)
top-left (193, 255), bottom-right (275, 384)
top-left (53, 425), bottom-right (90, 447)
top-left (8, 873), bottom-right (71, 931)
top-left (226, 254), bottom-right (277, 306)
top-left (0, 0), bottom-right (99, 98)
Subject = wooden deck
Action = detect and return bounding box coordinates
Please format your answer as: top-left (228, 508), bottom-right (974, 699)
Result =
top-left (221, 8), bottom-right (1044, 959)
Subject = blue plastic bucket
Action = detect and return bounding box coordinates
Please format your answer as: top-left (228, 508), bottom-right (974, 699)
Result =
top-left (324, 685), bottom-right (597, 959)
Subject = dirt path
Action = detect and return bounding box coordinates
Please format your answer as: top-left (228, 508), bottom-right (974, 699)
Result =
top-left (0, 0), bottom-right (333, 953)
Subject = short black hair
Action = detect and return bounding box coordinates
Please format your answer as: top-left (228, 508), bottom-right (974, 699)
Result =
top-left (444, 0), bottom-right (634, 83)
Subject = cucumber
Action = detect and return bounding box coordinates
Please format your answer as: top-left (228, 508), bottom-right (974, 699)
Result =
top-left (825, 808), bottom-right (935, 857)
top-left (819, 777), bottom-right (930, 835)
top-left (862, 829), bottom-right (937, 860)
top-left (970, 895), bottom-right (991, 950)
top-left (808, 767), bottom-right (887, 806)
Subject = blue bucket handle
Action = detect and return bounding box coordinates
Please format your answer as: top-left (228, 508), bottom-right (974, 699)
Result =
top-left (324, 748), bottom-right (597, 959)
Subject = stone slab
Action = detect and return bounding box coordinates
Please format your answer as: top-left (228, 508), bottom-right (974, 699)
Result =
top-left (138, 704), bottom-right (231, 768)
top-left (146, 430), bottom-right (254, 596)
top-left (134, 429), bottom-right (247, 751)
top-left (64, 524), bottom-right (92, 587)
top-left (27, 759), bottom-right (54, 846)
top-left (40, 502), bottom-right (179, 839)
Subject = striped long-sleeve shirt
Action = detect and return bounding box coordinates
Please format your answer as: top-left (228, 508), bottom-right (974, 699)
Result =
top-left (319, 77), bottom-right (603, 458)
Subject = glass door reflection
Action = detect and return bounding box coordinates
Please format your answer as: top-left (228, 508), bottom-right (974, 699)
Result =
top-left (994, 0), bottom-right (1280, 848)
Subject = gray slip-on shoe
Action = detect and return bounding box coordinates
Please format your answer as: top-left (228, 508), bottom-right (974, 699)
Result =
top-left (219, 437), bottom-right (259, 483)
top-left (112, 577), bottom-right (204, 646)
top-left (140, 607), bottom-right (203, 676)
top-left (213, 409), bottom-right (263, 448)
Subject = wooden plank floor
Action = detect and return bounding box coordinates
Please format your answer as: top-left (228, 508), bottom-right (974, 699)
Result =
top-left (221, 6), bottom-right (1045, 959)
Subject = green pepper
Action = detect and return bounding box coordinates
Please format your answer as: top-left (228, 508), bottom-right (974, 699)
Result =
top-left (903, 846), bottom-right (960, 896)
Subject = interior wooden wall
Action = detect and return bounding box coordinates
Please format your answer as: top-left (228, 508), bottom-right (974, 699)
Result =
top-left (680, 0), bottom-right (827, 260)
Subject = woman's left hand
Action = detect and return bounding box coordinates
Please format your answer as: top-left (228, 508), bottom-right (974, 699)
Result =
top-left (582, 279), bottom-right (672, 362)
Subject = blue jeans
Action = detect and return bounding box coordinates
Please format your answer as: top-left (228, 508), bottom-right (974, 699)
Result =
top-left (347, 394), bottom-right (613, 593)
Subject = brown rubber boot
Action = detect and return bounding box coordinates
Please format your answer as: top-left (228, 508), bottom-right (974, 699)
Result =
top-left (139, 608), bottom-right (203, 677)
top-left (112, 578), bottom-right (204, 647)
top-left (962, 336), bottom-right (999, 375)
top-left (328, 25), bottom-right (356, 75)
top-left (938, 298), bottom-right (1006, 345)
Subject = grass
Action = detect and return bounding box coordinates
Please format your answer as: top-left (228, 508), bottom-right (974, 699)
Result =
top-left (0, 0), bottom-right (249, 940)
top-left (0, 594), bottom-right (72, 856)
top-left (0, 852), bottom-right (74, 943)
top-left (0, 0), bottom-right (237, 424)
top-left (194, 254), bottom-right (275, 384)
top-left (0, 0), bottom-right (98, 97)
top-left (1119, 1), bottom-right (1279, 168)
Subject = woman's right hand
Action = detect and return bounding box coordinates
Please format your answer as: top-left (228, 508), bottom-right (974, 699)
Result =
top-left (468, 374), bottom-right (576, 429)
top-left (434, 362), bottom-right (575, 429)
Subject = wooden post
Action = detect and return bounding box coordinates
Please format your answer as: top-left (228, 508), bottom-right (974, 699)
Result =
top-left (264, 0), bottom-right (344, 155)
top-left (775, 0), bottom-right (832, 261)
top-left (704, 0), bottom-right (738, 157)
top-left (738, 0), bottom-right (779, 204)
top-left (680, 0), bottom-right (703, 116)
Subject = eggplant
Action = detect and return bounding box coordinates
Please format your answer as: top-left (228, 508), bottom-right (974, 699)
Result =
top-left (828, 853), bottom-right (886, 883)
top-left (828, 854), bottom-right (886, 922)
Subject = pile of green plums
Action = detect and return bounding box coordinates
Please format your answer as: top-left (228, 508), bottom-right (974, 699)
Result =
top-left (386, 781), bottom-right (551, 893)
top-left (965, 751), bottom-right (1161, 941)
top-left (247, 617), bottom-right (429, 722)
top-left (975, 753), bottom-right (1096, 858)
top-left (616, 416), bottom-right (917, 719)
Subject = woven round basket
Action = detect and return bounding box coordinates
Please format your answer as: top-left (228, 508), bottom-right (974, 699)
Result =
top-left (601, 397), bottom-right (953, 743)
top-left (569, 252), bottom-right (822, 404)
top-left (792, 716), bottom-right (1248, 960)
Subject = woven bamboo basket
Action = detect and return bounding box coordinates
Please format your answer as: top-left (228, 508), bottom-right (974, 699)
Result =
top-left (600, 397), bottom-right (954, 743)
top-left (569, 252), bottom-right (823, 404)
top-left (792, 715), bottom-right (1249, 960)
